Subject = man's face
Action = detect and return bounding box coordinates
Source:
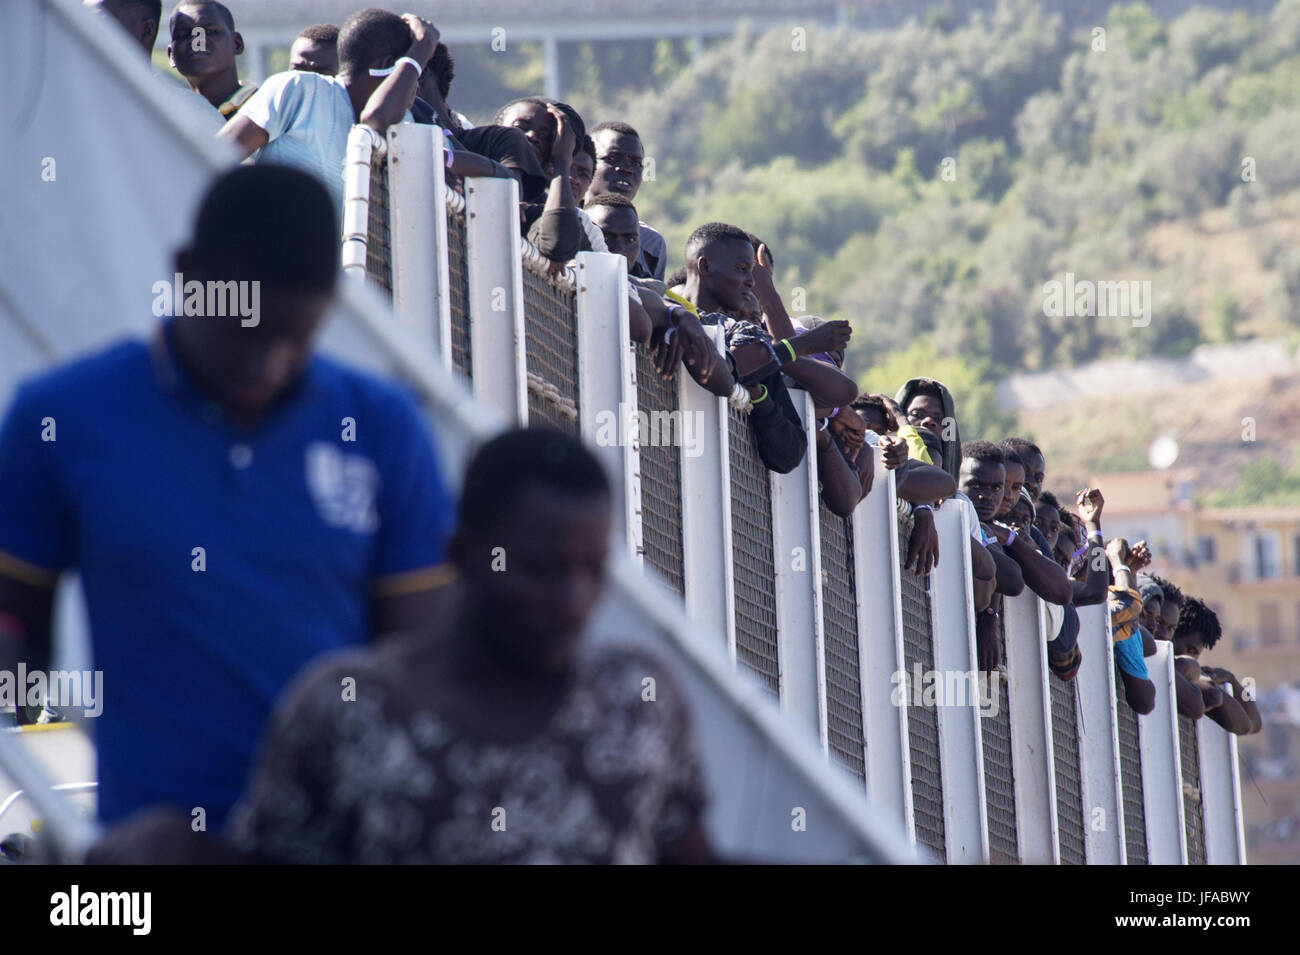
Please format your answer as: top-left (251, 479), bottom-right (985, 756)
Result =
top-left (1021, 449), bottom-right (1046, 502)
top-left (570, 151), bottom-right (595, 204)
top-left (176, 280), bottom-right (330, 419)
top-left (1173, 629), bottom-right (1204, 658)
top-left (499, 102), bottom-right (555, 173)
top-left (87, 0), bottom-right (159, 55)
top-left (1054, 525), bottom-right (1077, 570)
top-left (169, 3), bottom-right (242, 81)
top-left (587, 204), bottom-right (640, 272)
top-left (1139, 594), bottom-right (1163, 637)
top-left (589, 129), bottom-right (645, 200)
top-left (290, 37), bottom-right (338, 75)
top-left (697, 238), bottom-right (755, 314)
top-left (1154, 600), bottom-right (1180, 642)
top-left (462, 487), bottom-right (611, 674)
top-left (905, 394), bottom-right (945, 438)
top-left (996, 461), bottom-right (1025, 519)
top-left (959, 459), bottom-right (1006, 522)
top-left (1035, 503), bottom-right (1061, 551)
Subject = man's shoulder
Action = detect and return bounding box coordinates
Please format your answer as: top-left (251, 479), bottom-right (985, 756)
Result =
top-left (8, 339), bottom-right (150, 412)
top-left (638, 222), bottom-right (665, 247)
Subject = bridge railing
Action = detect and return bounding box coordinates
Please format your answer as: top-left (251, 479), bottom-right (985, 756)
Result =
top-left (346, 121), bottom-right (1246, 865)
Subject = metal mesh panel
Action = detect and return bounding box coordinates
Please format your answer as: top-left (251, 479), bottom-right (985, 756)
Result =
top-left (1179, 716), bottom-right (1206, 864)
top-left (819, 505), bottom-right (863, 781)
top-left (522, 268), bottom-right (579, 435)
top-left (899, 515), bottom-right (945, 856)
top-left (1051, 676), bottom-right (1087, 864)
top-left (365, 155), bottom-right (392, 296)
top-left (635, 348), bottom-right (685, 595)
top-left (982, 617), bottom-right (1018, 864)
top-left (446, 208), bottom-right (471, 378)
top-left (729, 409), bottom-right (779, 696)
top-left (1116, 667), bottom-right (1148, 864)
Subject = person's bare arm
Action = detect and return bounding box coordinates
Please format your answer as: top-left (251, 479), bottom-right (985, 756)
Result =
top-left (1070, 489), bottom-right (1110, 605)
top-left (1172, 657), bottom-right (1207, 720)
top-left (896, 460), bottom-right (956, 503)
top-left (627, 287), bottom-right (654, 345)
top-left (781, 358), bottom-right (859, 408)
top-left (816, 428), bottom-right (864, 517)
top-left (904, 507), bottom-right (939, 576)
top-left (359, 15), bottom-right (439, 133)
top-left (215, 113), bottom-right (269, 158)
top-left (970, 538), bottom-right (996, 611)
top-left (991, 522), bottom-right (1071, 604)
top-left (986, 540), bottom-right (1025, 596)
top-left (1120, 671), bottom-right (1156, 715)
top-left (1208, 668), bottom-right (1262, 734)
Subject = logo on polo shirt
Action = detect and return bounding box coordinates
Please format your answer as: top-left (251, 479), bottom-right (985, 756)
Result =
top-left (305, 442), bottom-right (379, 533)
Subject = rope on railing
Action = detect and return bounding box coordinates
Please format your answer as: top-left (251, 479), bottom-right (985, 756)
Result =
top-left (444, 179), bottom-right (466, 216)
top-left (526, 371), bottom-right (579, 420)
top-left (520, 236), bottom-right (578, 289)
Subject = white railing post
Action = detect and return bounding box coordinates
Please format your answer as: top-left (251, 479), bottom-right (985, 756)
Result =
top-left (679, 326), bottom-right (733, 652)
top-left (464, 176), bottom-right (527, 425)
top-left (341, 126), bottom-right (381, 285)
top-left (1141, 642), bottom-right (1189, 863)
top-left (769, 390), bottom-right (822, 741)
top-left (853, 453), bottom-right (913, 841)
top-left (1197, 709), bottom-right (1247, 865)
top-left (1074, 601), bottom-right (1126, 864)
top-left (387, 124), bottom-right (452, 367)
top-left (1004, 593), bottom-right (1060, 863)
top-left (575, 251), bottom-right (639, 561)
top-left (930, 499), bottom-right (990, 864)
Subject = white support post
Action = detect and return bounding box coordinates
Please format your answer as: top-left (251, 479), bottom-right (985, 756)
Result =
top-left (464, 176), bottom-right (527, 425)
top-left (1004, 593), bottom-right (1059, 863)
top-left (576, 251), bottom-right (639, 561)
top-left (679, 325), bottom-right (733, 653)
top-left (1197, 711), bottom-right (1247, 865)
top-left (929, 500), bottom-right (990, 864)
top-left (341, 126), bottom-right (380, 285)
top-left (769, 390), bottom-right (822, 740)
top-left (853, 452), bottom-right (912, 841)
top-left (387, 124), bottom-right (452, 368)
top-left (1074, 601), bottom-right (1126, 864)
top-left (1140, 642), bottom-right (1189, 864)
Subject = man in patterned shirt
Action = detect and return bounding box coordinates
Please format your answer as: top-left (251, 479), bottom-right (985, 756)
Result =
top-left (227, 428), bottom-right (712, 864)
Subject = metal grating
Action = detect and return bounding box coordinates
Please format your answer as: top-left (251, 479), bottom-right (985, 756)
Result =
top-left (1116, 667), bottom-right (1148, 864)
top-left (365, 155), bottom-right (392, 296)
top-left (446, 207), bottom-right (471, 378)
top-left (899, 515), bottom-right (945, 857)
top-left (729, 408), bottom-right (779, 696)
top-left (1051, 676), bottom-right (1087, 864)
top-left (522, 268), bottom-right (580, 435)
top-left (819, 504), bottom-right (864, 781)
top-left (982, 616), bottom-right (1018, 864)
top-left (634, 348), bottom-right (686, 595)
top-left (1179, 716), bottom-right (1206, 864)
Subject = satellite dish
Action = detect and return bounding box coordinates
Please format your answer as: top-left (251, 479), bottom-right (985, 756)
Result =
top-left (1149, 435), bottom-right (1179, 470)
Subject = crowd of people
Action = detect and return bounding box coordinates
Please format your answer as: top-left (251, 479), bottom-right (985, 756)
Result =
top-left (0, 3), bottom-right (1259, 864)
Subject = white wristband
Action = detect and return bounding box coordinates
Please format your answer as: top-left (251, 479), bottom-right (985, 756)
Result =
top-left (397, 56), bottom-right (424, 76)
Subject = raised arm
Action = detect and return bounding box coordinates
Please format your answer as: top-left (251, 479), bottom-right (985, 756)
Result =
top-left (358, 15), bottom-right (438, 133)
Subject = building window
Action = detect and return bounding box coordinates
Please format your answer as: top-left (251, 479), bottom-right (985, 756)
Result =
top-left (1254, 533), bottom-right (1281, 580)
top-left (1260, 602), bottom-right (1281, 645)
top-left (1197, 536), bottom-right (1216, 565)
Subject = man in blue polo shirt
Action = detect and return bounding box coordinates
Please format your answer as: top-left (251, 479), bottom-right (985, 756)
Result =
top-left (0, 165), bottom-right (454, 832)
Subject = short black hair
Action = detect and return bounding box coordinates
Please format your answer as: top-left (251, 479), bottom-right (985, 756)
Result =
top-left (591, 120), bottom-right (640, 140)
top-left (579, 134), bottom-right (597, 164)
top-left (908, 380), bottom-right (945, 403)
top-left (190, 165), bottom-right (338, 292)
top-left (851, 394), bottom-right (892, 431)
top-left (686, 221), bottom-right (751, 265)
top-left (1174, 596), bottom-right (1221, 649)
top-left (459, 429), bottom-right (610, 535)
top-left (997, 441), bottom-right (1024, 468)
top-left (120, 0), bottom-right (163, 19)
top-left (961, 440), bottom-right (1005, 466)
top-left (1150, 574), bottom-right (1184, 608)
top-left (170, 0), bottom-right (234, 32)
top-left (1002, 436), bottom-right (1043, 460)
top-left (665, 267), bottom-right (687, 287)
top-left (297, 23), bottom-right (339, 44)
top-left (546, 100), bottom-right (586, 145)
top-left (1037, 490), bottom-right (1061, 511)
top-left (585, 192), bottom-right (635, 212)
top-left (337, 8), bottom-right (410, 75)
top-left (427, 42), bottom-right (454, 100)
top-left (494, 96), bottom-right (549, 125)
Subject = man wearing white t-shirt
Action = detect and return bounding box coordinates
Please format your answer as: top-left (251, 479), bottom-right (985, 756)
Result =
top-left (217, 9), bottom-right (436, 212)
